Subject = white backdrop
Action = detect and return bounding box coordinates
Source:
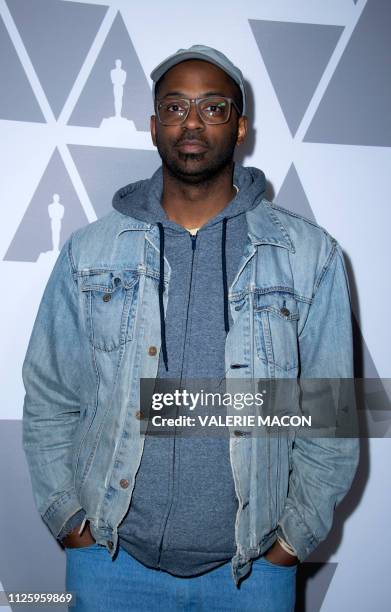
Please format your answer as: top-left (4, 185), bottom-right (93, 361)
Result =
top-left (0, 0), bottom-right (390, 610)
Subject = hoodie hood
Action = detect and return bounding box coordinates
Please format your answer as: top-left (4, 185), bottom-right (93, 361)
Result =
top-left (112, 163), bottom-right (267, 372)
top-left (112, 163), bottom-right (266, 228)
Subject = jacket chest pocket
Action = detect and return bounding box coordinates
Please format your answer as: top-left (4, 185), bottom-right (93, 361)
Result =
top-left (254, 291), bottom-right (300, 371)
top-left (80, 269), bottom-right (139, 352)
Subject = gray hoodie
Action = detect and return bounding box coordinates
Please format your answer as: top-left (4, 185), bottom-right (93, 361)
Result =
top-left (112, 163), bottom-right (266, 576)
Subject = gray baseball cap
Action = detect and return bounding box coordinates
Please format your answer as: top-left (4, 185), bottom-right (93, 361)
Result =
top-left (150, 44), bottom-right (247, 115)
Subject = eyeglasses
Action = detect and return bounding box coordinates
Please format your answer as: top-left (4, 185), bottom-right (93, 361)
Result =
top-left (156, 96), bottom-right (241, 126)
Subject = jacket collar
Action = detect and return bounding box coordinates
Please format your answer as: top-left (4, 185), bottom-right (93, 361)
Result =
top-left (246, 200), bottom-right (295, 253)
top-left (115, 198), bottom-right (295, 254)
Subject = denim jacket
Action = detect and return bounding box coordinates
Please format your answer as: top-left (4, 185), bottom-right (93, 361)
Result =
top-left (22, 197), bottom-right (359, 586)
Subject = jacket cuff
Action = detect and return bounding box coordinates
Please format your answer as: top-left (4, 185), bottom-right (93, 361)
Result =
top-left (57, 508), bottom-right (86, 541)
top-left (42, 490), bottom-right (83, 540)
top-left (277, 506), bottom-right (319, 561)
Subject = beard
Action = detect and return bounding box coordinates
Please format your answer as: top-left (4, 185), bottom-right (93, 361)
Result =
top-left (155, 131), bottom-right (237, 185)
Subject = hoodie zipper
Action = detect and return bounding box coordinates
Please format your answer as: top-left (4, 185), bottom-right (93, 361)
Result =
top-left (156, 230), bottom-right (198, 567)
top-left (178, 230), bottom-right (197, 384)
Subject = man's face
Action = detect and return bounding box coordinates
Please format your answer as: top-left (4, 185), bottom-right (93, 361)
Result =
top-left (150, 60), bottom-right (247, 184)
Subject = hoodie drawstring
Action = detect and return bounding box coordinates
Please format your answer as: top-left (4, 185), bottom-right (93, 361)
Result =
top-left (222, 217), bottom-right (229, 334)
top-left (157, 222), bottom-right (168, 371)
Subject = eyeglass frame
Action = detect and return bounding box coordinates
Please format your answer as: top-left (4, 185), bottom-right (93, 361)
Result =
top-left (155, 96), bottom-right (242, 126)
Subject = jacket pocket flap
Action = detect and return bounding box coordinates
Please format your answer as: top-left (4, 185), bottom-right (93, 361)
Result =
top-left (254, 291), bottom-right (299, 321)
top-left (80, 270), bottom-right (138, 292)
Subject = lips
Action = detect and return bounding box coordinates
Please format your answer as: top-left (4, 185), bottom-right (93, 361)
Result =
top-left (176, 139), bottom-right (208, 153)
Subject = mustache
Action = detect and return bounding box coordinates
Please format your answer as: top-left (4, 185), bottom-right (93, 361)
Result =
top-left (175, 133), bottom-right (209, 147)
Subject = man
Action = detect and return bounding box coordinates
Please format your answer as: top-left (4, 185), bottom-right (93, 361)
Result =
top-left (22, 45), bottom-right (359, 611)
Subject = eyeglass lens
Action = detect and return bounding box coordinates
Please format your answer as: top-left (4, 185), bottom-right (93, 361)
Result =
top-left (157, 97), bottom-right (231, 125)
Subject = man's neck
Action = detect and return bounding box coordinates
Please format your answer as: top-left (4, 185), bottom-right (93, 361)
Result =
top-left (161, 163), bottom-right (237, 229)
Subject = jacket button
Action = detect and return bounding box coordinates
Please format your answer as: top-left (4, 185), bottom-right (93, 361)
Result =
top-left (103, 293), bottom-right (111, 302)
top-left (148, 346), bottom-right (157, 356)
top-left (135, 410), bottom-right (144, 420)
top-left (107, 540), bottom-right (114, 550)
top-left (280, 307), bottom-right (290, 317)
top-left (120, 478), bottom-right (129, 489)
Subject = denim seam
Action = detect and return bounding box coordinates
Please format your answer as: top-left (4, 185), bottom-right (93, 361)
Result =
top-left (230, 287), bottom-right (312, 305)
top-left (264, 206), bottom-right (295, 253)
top-left (297, 241), bottom-right (338, 341)
top-left (44, 490), bottom-right (72, 519)
top-left (266, 199), bottom-right (335, 239)
top-left (287, 476), bottom-right (320, 546)
top-left (313, 240), bottom-right (337, 293)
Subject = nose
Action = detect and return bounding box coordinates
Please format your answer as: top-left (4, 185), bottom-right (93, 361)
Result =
top-left (183, 100), bottom-right (204, 129)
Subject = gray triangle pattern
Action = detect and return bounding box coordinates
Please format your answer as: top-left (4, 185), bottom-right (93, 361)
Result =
top-left (0, 15), bottom-right (44, 122)
top-left (68, 12), bottom-right (152, 130)
top-left (249, 19), bottom-right (343, 136)
top-left (274, 164), bottom-right (316, 222)
top-left (272, 166), bottom-right (390, 437)
top-left (68, 145), bottom-right (161, 219)
top-left (6, 0), bottom-right (108, 119)
top-left (4, 149), bottom-right (88, 262)
top-left (0, 421), bottom-right (69, 611)
top-left (352, 319), bottom-right (391, 438)
top-left (360, 380), bottom-right (391, 438)
top-left (305, 0), bottom-right (391, 146)
top-left (296, 562), bottom-right (337, 612)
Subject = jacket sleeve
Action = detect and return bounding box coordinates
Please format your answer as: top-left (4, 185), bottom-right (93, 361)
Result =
top-left (22, 235), bottom-right (84, 540)
top-left (276, 239), bottom-right (360, 561)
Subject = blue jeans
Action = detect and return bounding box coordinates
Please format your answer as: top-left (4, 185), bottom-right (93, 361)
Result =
top-left (65, 543), bottom-right (297, 611)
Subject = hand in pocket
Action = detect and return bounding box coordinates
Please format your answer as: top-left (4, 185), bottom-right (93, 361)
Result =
top-left (62, 521), bottom-right (96, 549)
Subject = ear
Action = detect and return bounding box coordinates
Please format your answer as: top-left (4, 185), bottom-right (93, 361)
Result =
top-left (150, 115), bottom-right (157, 146)
top-left (236, 115), bottom-right (248, 146)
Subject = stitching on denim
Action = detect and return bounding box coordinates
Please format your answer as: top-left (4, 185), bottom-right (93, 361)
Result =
top-left (76, 322), bottom-right (101, 495)
top-left (314, 239), bottom-right (337, 293)
top-left (75, 266), bottom-right (169, 286)
top-left (229, 287), bottom-right (312, 305)
top-left (264, 198), bottom-right (334, 238)
top-left (76, 267), bottom-right (139, 276)
top-left (335, 244), bottom-right (352, 305)
top-left (287, 475), bottom-right (320, 546)
top-left (253, 306), bottom-right (300, 321)
top-left (264, 205), bottom-right (295, 253)
top-left (43, 490), bottom-right (73, 519)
